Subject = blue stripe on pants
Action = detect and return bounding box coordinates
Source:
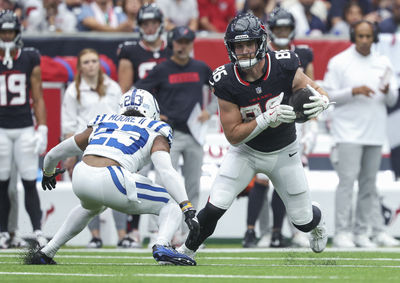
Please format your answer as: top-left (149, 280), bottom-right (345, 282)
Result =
top-left (107, 166), bottom-right (126, 195)
top-left (136, 182), bottom-right (169, 203)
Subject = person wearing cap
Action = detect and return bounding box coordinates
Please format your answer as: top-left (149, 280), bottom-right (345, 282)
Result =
top-left (135, 26), bottom-right (217, 245)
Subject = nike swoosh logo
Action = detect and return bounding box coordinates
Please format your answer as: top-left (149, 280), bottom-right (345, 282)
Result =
top-left (289, 152), bottom-right (297, 157)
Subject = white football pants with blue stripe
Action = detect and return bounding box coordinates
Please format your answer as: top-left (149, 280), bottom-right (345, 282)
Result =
top-left (42, 162), bottom-right (181, 257)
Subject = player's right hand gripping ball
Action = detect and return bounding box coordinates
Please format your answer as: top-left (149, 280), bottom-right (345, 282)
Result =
top-left (288, 87), bottom-right (314, 123)
top-left (42, 168), bottom-right (66, 191)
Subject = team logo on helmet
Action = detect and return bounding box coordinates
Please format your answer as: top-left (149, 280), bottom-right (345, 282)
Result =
top-left (120, 88), bottom-right (160, 120)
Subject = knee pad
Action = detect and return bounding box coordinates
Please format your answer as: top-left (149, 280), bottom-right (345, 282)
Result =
top-left (293, 205), bottom-right (321, 233)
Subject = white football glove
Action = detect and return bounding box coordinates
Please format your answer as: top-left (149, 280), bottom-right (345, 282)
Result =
top-left (303, 84), bottom-right (330, 118)
top-left (33, 125), bottom-right (48, 155)
top-left (257, 92), bottom-right (296, 129)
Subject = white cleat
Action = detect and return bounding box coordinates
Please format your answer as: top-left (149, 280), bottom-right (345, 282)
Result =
top-left (256, 233), bottom-right (271, 248)
top-left (354, 234), bottom-right (377, 248)
top-left (333, 232), bottom-right (355, 248)
top-left (0, 232), bottom-right (10, 249)
top-left (309, 202), bottom-right (328, 253)
top-left (176, 243), bottom-right (196, 260)
top-left (292, 232), bottom-right (310, 248)
top-left (372, 232), bottom-right (400, 247)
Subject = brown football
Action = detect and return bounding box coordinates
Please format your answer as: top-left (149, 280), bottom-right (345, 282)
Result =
top-left (288, 87), bottom-right (313, 123)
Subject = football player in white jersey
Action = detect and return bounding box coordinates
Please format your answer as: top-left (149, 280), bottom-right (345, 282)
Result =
top-left (24, 89), bottom-right (200, 266)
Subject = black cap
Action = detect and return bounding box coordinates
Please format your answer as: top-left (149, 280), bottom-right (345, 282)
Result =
top-left (170, 26), bottom-right (195, 42)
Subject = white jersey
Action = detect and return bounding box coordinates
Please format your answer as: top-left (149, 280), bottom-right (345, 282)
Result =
top-left (84, 113), bottom-right (173, 173)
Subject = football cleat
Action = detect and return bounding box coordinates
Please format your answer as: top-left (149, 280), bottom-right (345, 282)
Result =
top-left (152, 244), bottom-right (196, 266)
top-left (117, 236), bottom-right (141, 248)
top-left (87, 237), bottom-right (103, 248)
top-left (309, 202), bottom-right (328, 253)
top-left (23, 244), bottom-right (56, 265)
top-left (242, 229), bottom-right (257, 248)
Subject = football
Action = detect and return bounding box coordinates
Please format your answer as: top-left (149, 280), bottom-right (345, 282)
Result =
top-left (288, 87), bottom-right (314, 123)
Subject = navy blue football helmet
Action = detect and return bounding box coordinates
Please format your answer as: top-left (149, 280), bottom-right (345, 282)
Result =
top-left (224, 13), bottom-right (268, 69)
top-left (267, 8), bottom-right (295, 47)
top-left (137, 3), bottom-right (164, 42)
top-left (0, 10), bottom-right (23, 48)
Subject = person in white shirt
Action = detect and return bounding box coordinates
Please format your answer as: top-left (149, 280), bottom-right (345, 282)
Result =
top-left (61, 48), bottom-right (134, 248)
top-left (323, 20), bottom-right (399, 248)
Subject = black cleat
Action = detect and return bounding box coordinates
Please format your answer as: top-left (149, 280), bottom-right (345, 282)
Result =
top-left (152, 244), bottom-right (196, 266)
top-left (270, 231), bottom-right (291, 248)
top-left (242, 229), bottom-right (257, 248)
top-left (23, 245), bottom-right (56, 265)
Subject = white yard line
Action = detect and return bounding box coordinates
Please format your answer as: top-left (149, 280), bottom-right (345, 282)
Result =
top-left (1, 260), bottom-right (400, 269)
top-left (2, 253), bottom-right (400, 262)
top-left (3, 247), bottom-right (400, 253)
top-left (0, 271), bottom-right (115, 277)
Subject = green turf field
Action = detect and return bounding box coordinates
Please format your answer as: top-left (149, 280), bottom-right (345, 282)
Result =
top-left (1, 246), bottom-right (400, 282)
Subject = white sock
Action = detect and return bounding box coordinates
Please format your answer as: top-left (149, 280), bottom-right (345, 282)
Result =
top-left (42, 205), bottom-right (99, 258)
top-left (156, 202), bottom-right (181, 246)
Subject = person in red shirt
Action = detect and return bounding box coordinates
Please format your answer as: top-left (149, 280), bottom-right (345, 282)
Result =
top-left (198, 0), bottom-right (236, 32)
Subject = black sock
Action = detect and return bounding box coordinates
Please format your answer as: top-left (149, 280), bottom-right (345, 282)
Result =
top-left (247, 182), bottom-right (268, 226)
top-left (0, 179), bottom-right (10, 232)
top-left (22, 179), bottom-right (42, 231)
top-left (272, 190), bottom-right (286, 230)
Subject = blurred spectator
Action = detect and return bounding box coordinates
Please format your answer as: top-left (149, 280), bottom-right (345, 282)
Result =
top-left (54, 0), bottom-right (83, 32)
top-left (282, 0), bottom-right (327, 36)
top-left (61, 48), bottom-right (133, 248)
top-left (198, 0), bottom-right (236, 33)
top-left (25, 0), bottom-right (59, 32)
top-left (156, 0), bottom-right (199, 31)
top-left (379, 0), bottom-right (400, 33)
top-left (328, 0), bottom-right (378, 29)
top-left (330, 1), bottom-right (363, 36)
top-left (324, 20), bottom-right (398, 248)
top-left (120, 0), bottom-right (142, 31)
top-left (77, 0), bottom-right (133, 32)
top-left (240, 0), bottom-right (269, 23)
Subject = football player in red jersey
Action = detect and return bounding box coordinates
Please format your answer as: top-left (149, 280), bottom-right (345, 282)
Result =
top-left (177, 13), bottom-right (330, 258)
top-left (0, 10), bottom-right (48, 249)
top-left (117, 3), bottom-right (172, 93)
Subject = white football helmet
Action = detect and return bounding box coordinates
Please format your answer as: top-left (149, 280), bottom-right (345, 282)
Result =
top-left (119, 88), bottom-right (160, 120)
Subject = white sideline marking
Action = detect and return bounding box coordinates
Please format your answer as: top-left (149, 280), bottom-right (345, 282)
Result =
top-left (0, 271), bottom-right (115, 277)
top-left (2, 253), bottom-right (400, 262)
top-left (2, 247), bottom-right (400, 253)
top-left (135, 274), bottom-right (342, 280)
top-left (0, 271), bottom-right (342, 280)
top-left (1, 261), bottom-right (400, 269)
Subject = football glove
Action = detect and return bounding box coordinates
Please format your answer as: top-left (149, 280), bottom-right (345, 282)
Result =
top-left (180, 201), bottom-right (200, 239)
top-left (257, 93), bottom-right (296, 129)
top-left (33, 125), bottom-right (48, 155)
top-left (42, 168), bottom-right (66, 191)
top-left (303, 84), bottom-right (330, 118)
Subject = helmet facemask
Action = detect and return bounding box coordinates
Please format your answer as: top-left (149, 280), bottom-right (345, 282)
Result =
top-left (0, 10), bottom-right (23, 69)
